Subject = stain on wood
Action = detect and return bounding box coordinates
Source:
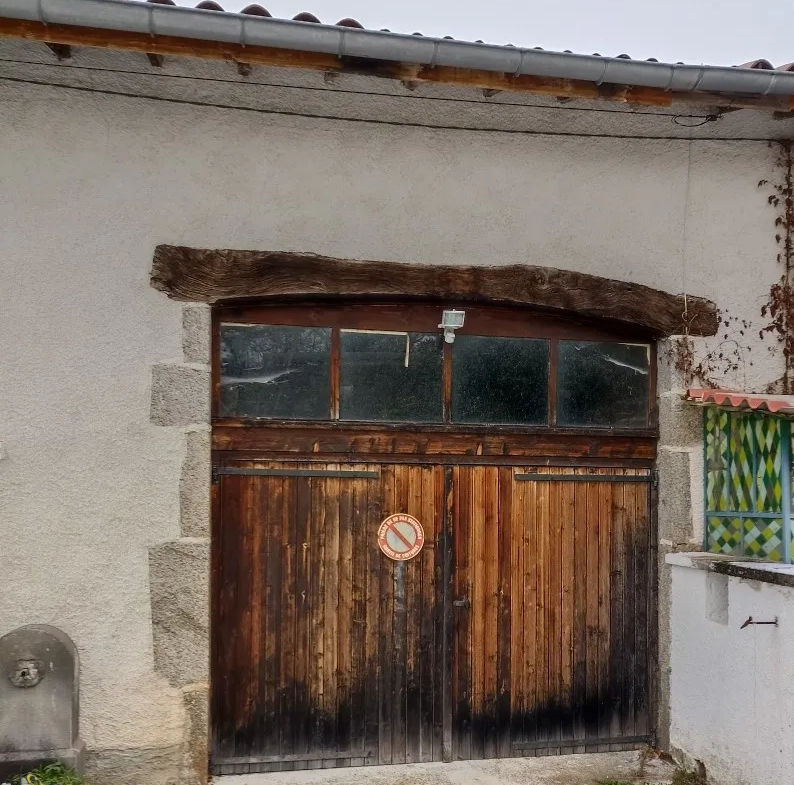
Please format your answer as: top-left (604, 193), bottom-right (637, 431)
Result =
top-left (152, 245), bottom-right (717, 337)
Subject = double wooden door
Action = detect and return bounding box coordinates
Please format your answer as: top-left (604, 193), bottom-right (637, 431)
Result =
top-left (210, 460), bottom-right (653, 774)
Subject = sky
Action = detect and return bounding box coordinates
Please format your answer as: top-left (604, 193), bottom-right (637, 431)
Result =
top-left (175, 0), bottom-right (793, 68)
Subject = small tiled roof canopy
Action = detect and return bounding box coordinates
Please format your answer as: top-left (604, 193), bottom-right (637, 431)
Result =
top-left (686, 388), bottom-right (794, 416)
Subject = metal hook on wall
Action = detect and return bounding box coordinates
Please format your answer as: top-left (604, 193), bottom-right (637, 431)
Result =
top-left (740, 616), bottom-right (779, 629)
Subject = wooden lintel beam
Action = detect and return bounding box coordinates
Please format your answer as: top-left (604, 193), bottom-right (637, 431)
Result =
top-left (150, 245), bottom-right (719, 337)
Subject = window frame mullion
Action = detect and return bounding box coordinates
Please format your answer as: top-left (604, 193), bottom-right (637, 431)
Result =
top-left (782, 418), bottom-right (792, 564)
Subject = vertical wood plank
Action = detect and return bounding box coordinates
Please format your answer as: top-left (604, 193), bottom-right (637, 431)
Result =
top-left (293, 475), bottom-right (312, 768)
top-left (622, 473), bottom-right (638, 741)
top-left (584, 477), bottom-right (600, 749)
top-left (264, 476), bottom-right (284, 759)
top-left (634, 474), bottom-right (651, 738)
top-left (441, 465), bottom-right (453, 762)
top-left (609, 473), bottom-right (627, 740)
top-left (547, 471), bottom-right (562, 754)
top-left (418, 466), bottom-right (438, 761)
top-left (571, 474), bottom-right (588, 752)
top-left (348, 472), bottom-right (368, 765)
top-left (405, 466), bottom-right (422, 764)
top-left (322, 471), bottom-right (341, 764)
top-left (522, 475), bottom-right (538, 750)
top-left (496, 467), bottom-right (513, 759)
top-left (378, 465), bottom-right (395, 765)
top-left (470, 466), bottom-right (486, 760)
top-left (308, 472), bottom-right (327, 768)
top-left (280, 476), bottom-right (299, 768)
top-left (391, 466), bottom-right (410, 764)
top-left (597, 471), bottom-right (612, 747)
top-left (509, 473), bottom-right (525, 753)
top-left (336, 471), bottom-right (354, 765)
top-left (535, 473), bottom-right (549, 746)
top-left (452, 466), bottom-right (472, 762)
top-left (560, 470), bottom-right (576, 747)
top-left (483, 467), bottom-right (499, 759)
top-left (363, 471), bottom-right (381, 765)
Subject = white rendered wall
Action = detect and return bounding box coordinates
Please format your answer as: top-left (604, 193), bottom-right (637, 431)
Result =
top-left (669, 556), bottom-right (794, 785)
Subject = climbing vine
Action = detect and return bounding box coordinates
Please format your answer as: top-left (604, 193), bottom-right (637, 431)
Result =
top-left (758, 140), bottom-right (794, 393)
top-left (668, 313), bottom-right (751, 388)
top-left (669, 140), bottom-right (794, 390)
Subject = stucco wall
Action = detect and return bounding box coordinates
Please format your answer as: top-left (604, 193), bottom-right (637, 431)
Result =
top-left (0, 76), bottom-right (786, 781)
top-left (668, 556), bottom-right (794, 785)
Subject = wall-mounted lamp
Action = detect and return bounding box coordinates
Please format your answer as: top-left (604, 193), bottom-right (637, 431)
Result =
top-left (439, 310), bottom-right (465, 344)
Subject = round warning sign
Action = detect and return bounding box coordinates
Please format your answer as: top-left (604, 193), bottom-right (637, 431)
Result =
top-left (377, 513), bottom-right (425, 561)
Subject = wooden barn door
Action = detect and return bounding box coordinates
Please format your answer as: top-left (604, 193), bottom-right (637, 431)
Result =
top-left (211, 461), bottom-right (446, 774)
top-left (450, 466), bottom-right (653, 759)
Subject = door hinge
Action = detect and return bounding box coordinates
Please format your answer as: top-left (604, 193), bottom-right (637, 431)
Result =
top-left (212, 465), bottom-right (220, 485)
top-left (652, 469), bottom-right (659, 489)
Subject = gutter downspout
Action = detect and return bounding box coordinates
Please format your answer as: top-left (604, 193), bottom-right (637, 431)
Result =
top-left (3, 0), bottom-right (794, 97)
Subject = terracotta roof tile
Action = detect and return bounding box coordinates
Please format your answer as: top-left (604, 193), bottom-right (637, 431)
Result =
top-left (145, 0), bottom-right (794, 73)
top-left (686, 388), bottom-right (794, 416)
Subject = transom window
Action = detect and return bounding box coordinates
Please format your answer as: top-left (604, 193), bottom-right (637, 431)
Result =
top-left (215, 304), bottom-right (653, 429)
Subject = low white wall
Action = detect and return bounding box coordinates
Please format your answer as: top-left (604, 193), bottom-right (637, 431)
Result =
top-left (668, 554), bottom-right (794, 785)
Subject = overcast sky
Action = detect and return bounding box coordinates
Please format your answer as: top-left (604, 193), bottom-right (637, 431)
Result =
top-left (176, 0), bottom-right (792, 67)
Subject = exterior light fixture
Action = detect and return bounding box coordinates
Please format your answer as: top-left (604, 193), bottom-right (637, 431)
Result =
top-left (439, 309), bottom-right (465, 343)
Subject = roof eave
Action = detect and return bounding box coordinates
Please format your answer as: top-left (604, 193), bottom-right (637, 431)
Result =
top-left (3, 0), bottom-right (794, 109)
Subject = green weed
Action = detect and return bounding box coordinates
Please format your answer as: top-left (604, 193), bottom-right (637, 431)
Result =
top-left (7, 763), bottom-right (83, 785)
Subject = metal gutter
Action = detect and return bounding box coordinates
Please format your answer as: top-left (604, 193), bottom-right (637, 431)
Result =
top-left (3, 0), bottom-right (794, 96)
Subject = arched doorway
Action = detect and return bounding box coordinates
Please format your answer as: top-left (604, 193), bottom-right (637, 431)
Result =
top-left (209, 301), bottom-right (657, 774)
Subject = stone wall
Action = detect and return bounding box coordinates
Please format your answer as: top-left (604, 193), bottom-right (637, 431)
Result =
top-left (149, 305), bottom-right (212, 785)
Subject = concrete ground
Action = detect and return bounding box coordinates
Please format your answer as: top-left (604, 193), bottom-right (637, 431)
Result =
top-left (214, 751), bottom-right (676, 785)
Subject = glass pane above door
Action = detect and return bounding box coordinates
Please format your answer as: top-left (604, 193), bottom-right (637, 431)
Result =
top-left (452, 336), bottom-right (549, 425)
top-left (557, 341), bottom-right (650, 428)
top-left (339, 330), bottom-right (444, 422)
top-left (219, 324), bottom-right (331, 419)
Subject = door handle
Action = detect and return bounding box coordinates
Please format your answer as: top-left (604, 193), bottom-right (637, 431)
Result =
top-left (453, 598), bottom-right (471, 609)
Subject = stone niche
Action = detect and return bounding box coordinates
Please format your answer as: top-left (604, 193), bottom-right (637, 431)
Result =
top-left (0, 625), bottom-right (85, 777)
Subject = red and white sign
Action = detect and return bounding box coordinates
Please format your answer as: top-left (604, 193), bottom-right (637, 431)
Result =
top-left (377, 513), bottom-right (425, 561)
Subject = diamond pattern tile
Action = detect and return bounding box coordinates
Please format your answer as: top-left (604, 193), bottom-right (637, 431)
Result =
top-left (755, 416), bottom-right (782, 512)
top-left (705, 407), bottom-right (730, 512)
top-left (707, 516), bottom-right (741, 555)
top-left (743, 517), bottom-right (783, 561)
top-left (729, 414), bottom-right (754, 512)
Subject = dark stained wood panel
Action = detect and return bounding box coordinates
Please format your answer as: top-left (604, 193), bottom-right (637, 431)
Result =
top-left (211, 461), bottom-right (445, 774)
top-left (212, 424), bottom-right (656, 462)
top-left (153, 246), bottom-right (717, 337)
top-left (449, 466), bottom-right (653, 760)
top-left (212, 459), bottom-right (654, 772)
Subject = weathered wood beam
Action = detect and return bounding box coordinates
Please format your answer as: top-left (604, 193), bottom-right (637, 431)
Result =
top-left (150, 245), bottom-right (718, 337)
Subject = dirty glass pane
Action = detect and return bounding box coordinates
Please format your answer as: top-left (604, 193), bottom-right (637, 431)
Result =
top-left (340, 331), bottom-right (443, 422)
top-left (452, 336), bottom-right (549, 425)
top-left (219, 324), bottom-right (331, 419)
top-left (557, 341), bottom-right (650, 428)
